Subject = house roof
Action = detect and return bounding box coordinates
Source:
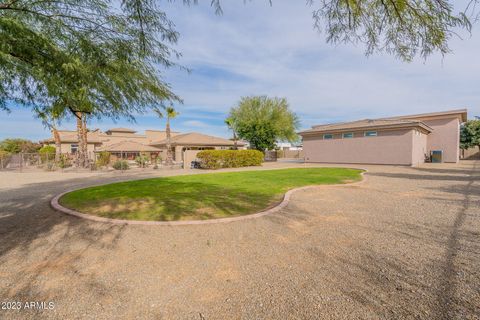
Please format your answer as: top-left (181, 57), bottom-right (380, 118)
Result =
top-left (299, 119), bottom-right (433, 135)
top-left (41, 130), bottom-right (103, 143)
top-left (299, 109), bottom-right (469, 136)
top-left (150, 132), bottom-right (245, 147)
top-left (386, 108), bottom-right (468, 122)
top-left (95, 140), bottom-right (161, 152)
top-left (105, 127), bottom-right (137, 133)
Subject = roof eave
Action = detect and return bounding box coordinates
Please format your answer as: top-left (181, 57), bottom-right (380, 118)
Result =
top-left (299, 123), bottom-right (433, 136)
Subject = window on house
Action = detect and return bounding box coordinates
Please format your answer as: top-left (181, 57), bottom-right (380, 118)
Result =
top-left (342, 132), bottom-right (354, 138)
top-left (323, 134), bottom-right (333, 140)
top-left (364, 131), bottom-right (378, 137)
top-left (71, 144), bottom-right (79, 154)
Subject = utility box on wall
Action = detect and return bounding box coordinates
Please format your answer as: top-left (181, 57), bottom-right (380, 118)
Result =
top-left (431, 150), bottom-right (443, 163)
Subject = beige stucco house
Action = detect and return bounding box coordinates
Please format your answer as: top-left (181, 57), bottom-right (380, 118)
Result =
top-left (299, 109), bottom-right (467, 166)
top-left (43, 127), bottom-right (243, 165)
top-left (149, 132), bottom-right (245, 164)
top-left (42, 127), bottom-right (178, 159)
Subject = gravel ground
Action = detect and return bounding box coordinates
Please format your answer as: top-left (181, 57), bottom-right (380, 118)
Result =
top-left (0, 161), bottom-right (479, 319)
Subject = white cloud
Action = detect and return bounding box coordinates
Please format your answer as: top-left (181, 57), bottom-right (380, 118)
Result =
top-left (163, 0), bottom-right (480, 129)
top-left (1, 0), bottom-right (479, 141)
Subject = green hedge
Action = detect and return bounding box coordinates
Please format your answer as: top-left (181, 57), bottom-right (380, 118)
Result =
top-left (196, 150), bottom-right (263, 169)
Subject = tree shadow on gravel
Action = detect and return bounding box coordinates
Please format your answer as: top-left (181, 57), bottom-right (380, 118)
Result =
top-left (367, 171), bottom-right (472, 182)
top-left (0, 173), bottom-right (154, 259)
top-left (431, 162), bottom-right (480, 320)
top-left (353, 162), bottom-right (479, 319)
top-left (275, 161), bottom-right (480, 319)
top-left (0, 173), bottom-right (152, 307)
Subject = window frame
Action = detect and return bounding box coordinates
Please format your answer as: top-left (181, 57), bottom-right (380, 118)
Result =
top-left (70, 144), bottom-right (79, 154)
top-left (342, 132), bottom-right (354, 139)
top-left (364, 131), bottom-right (378, 137)
top-left (323, 134), bottom-right (334, 140)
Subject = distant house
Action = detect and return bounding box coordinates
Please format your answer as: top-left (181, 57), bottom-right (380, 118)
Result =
top-left (149, 132), bottom-right (245, 163)
top-left (42, 128), bottom-right (177, 159)
top-left (42, 128), bottom-right (244, 164)
top-left (299, 109), bottom-right (467, 166)
top-left (276, 142), bottom-right (303, 151)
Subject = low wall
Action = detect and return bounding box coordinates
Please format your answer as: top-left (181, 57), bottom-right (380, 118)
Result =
top-left (278, 150), bottom-right (304, 159)
top-left (461, 147), bottom-right (480, 159)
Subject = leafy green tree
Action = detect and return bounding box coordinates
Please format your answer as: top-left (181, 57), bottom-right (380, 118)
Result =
top-left (0, 138), bottom-right (40, 153)
top-left (461, 120), bottom-right (480, 151)
top-left (1, 0), bottom-right (181, 166)
top-left (153, 106), bottom-right (179, 166)
top-left (0, 0), bottom-right (179, 116)
top-left (228, 96), bottom-right (300, 152)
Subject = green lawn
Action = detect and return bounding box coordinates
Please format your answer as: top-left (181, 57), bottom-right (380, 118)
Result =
top-left (59, 168), bottom-right (363, 221)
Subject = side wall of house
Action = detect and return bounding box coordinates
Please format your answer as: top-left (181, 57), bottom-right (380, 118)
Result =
top-left (303, 129), bottom-right (414, 165)
top-left (420, 117), bottom-right (460, 163)
top-left (411, 130), bottom-right (428, 166)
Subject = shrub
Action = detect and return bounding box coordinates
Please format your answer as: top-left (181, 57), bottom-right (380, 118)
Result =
top-left (45, 162), bottom-right (56, 171)
top-left (197, 150), bottom-right (263, 169)
top-left (135, 154), bottom-right (149, 168)
top-left (153, 155), bottom-right (162, 169)
top-left (96, 151), bottom-right (111, 167)
top-left (39, 145), bottom-right (56, 162)
top-left (0, 150), bottom-right (10, 159)
top-left (0, 138), bottom-right (41, 153)
top-left (58, 154), bottom-right (72, 168)
top-left (113, 160), bottom-right (129, 170)
top-left (0, 150), bottom-right (11, 168)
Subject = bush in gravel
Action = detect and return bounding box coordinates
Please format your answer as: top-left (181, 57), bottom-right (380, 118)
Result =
top-left (0, 150), bottom-right (10, 168)
top-left (39, 145), bottom-right (56, 163)
top-left (96, 152), bottom-right (111, 168)
top-left (135, 154), bottom-right (149, 168)
top-left (113, 160), bottom-right (129, 170)
top-left (197, 150), bottom-right (263, 169)
top-left (58, 154), bottom-right (72, 168)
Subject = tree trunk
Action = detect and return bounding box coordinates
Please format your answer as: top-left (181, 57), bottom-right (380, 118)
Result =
top-left (75, 112), bottom-right (84, 167)
top-left (165, 118), bottom-right (173, 166)
top-left (52, 126), bottom-right (61, 163)
top-left (233, 131), bottom-right (238, 150)
top-left (82, 114), bottom-right (89, 167)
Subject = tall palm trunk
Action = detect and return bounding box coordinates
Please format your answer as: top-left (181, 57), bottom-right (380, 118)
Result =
top-left (165, 118), bottom-right (173, 166)
top-left (75, 111), bottom-right (85, 167)
top-left (52, 126), bottom-right (61, 163)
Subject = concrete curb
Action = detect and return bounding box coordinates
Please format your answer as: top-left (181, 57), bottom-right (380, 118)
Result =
top-left (50, 169), bottom-right (368, 226)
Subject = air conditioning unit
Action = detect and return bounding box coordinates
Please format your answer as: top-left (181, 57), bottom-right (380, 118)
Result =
top-left (431, 150), bottom-right (443, 163)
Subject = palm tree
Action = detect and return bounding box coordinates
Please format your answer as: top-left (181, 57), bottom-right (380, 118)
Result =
top-left (225, 117), bottom-right (238, 150)
top-left (153, 106), bottom-right (179, 166)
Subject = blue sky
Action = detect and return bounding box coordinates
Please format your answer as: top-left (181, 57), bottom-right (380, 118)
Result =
top-left (1, 1), bottom-right (479, 141)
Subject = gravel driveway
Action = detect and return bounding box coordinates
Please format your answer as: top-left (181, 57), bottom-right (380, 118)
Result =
top-left (0, 161), bottom-right (479, 319)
